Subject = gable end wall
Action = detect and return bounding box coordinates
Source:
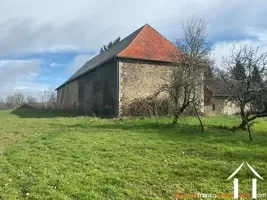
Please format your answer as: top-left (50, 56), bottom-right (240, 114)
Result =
top-left (118, 58), bottom-right (173, 115)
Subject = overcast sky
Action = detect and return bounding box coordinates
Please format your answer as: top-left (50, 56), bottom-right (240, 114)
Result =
top-left (0, 0), bottom-right (267, 99)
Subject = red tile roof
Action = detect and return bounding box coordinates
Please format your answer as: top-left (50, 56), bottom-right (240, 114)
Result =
top-left (117, 24), bottom-right (181, 62)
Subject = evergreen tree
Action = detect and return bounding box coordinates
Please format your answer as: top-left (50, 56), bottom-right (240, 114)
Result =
top-left (251, 65), bottom-right (262, 84)
top-left (100, 37), bottom-right (121, 53)
top-left (231, 60), bottom-right (246, 81)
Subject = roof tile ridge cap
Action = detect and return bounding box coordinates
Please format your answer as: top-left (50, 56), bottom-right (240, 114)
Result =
top-left (117, 24), bottom-right (146, 57)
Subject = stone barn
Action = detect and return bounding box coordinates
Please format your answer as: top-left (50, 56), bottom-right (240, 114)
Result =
top-left (56, 24), bottom-right (181, 116)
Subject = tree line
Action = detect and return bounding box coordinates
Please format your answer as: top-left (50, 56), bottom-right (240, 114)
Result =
top-left (0, 89), bottom-right (57, 107)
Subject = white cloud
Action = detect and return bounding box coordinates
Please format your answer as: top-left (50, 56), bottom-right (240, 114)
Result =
top-left (0, 59), bottom-right (50, 99)
top-left (68, 53), bottom-right (98, 74)
top-left (0, 0), bottom-right (266, 56)
top-left (49, 62), bottom-right (61, 68)
top-left (213, 29), bottom-right (267, 67)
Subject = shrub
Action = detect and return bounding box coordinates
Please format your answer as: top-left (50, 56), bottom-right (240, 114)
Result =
top-left (122, 97), bottom-right (173, 117)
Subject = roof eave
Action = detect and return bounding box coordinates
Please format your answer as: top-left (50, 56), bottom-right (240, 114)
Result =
top-left (55, 56), bottom-right (118, 90)
top-left (117, 55), bottom-right (175, 64)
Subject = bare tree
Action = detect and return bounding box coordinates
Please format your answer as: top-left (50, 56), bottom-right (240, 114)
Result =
top-left (6, 95), bottom-right (15, 105)
top-left (26, 96), bottom-right (37, 104)
top-left (161, 17), bottom-right (212, 130)
top-left (41, 94), bottom-right (45, 104)
top-left (221, 45), bottom-right (267, 141)
top-left (47, 86), bottom-right (57, 108)
top-left (13, 93), bottom-right (25, 105)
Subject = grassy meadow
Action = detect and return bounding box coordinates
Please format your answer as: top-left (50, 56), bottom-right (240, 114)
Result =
top-left (0, 109), bottom-right (267, 199)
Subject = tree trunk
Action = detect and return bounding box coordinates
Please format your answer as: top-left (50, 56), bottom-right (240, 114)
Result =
top-left (237, 118), bottom-right (247, 129)
top-left (193, 102), bottom-right (204, 133)
top-left (237, 115), bottom-right (253, 141)
top-left (172, 103), bottom-right (188, 124)
top-left (173, 111), bottom-right (180, 124)
top-left (247, 123), bottom-right (253, 142)
top-left (237, 104), bottom-right (248, 130)
top-left (173, 98), bottom-right (179, 124)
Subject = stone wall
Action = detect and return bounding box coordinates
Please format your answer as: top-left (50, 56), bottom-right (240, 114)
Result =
top-left (57, 80), bottom-right (79, 109)
top-left (57, 59), bottom-right (118, 116)
top-left (118, 58), bottom-right (173, 115)
top-left (118, 58), bottom-right (205, 115)
top-left (204, 86), bottom-right (239, 115)
top-left (57, 57), bottom-right (207, 117)
top-left (204, 97), bottom-right (240, 115)
top-left (77, 58), bottom-right (118, 116)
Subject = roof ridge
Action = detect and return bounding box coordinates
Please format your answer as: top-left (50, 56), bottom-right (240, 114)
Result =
top-left (100, 24), bottom-right (145, 56)
top-left (115, 24), bottom-right (147, 57)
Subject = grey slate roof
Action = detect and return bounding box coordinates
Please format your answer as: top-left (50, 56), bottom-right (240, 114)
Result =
top-left (56, 25), bottom-right (144, 90)
top-left (204, 80), bottom-right (230, 97)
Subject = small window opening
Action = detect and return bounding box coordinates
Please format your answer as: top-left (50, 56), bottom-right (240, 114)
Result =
top-left (212, 104), bottom-right (215, 111)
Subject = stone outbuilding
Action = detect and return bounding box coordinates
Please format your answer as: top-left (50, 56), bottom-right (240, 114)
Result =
top-left (204, 80), bottom-right (240, 115)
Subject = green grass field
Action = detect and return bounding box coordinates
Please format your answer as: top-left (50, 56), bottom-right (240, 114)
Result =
top-left (0, 109), bottom-right (267, 200)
